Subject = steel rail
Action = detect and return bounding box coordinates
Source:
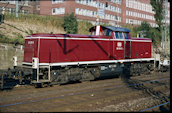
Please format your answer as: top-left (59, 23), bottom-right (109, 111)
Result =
top-left (0, 77), bottom-right (169, 108)
top-left (140, 101), bottom-right (170, 112)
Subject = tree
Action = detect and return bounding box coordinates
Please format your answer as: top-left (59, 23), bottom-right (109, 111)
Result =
top-left (149, 28), bottom-right (161, 46)
top-left (138, 21), bottom-right (151, 38)
top-left (137, 21), bottom-right (161, 46)
top-left (63, 13), bottom-right (78, 34)
top-left (150, 0), bottom-right (163, 30)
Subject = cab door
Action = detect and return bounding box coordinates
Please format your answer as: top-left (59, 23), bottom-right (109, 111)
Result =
top-left (24, 39), bottom-right (38, 63)
top-left (125, 40), bottom-right (131, 59)
top-left (113, 32), bottom-right (125, 60)
top-left (124, 33), bottom-right (131, 59)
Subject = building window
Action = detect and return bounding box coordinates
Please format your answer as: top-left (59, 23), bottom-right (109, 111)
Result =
top-left (52, 0), bottom-right (64, 4)
top-left (52, 7), bottom-right (65, 15)
top-left (52, 0), bottom-right (56, 4)
top-left (52, 8), bottom-right (56, 14)
top-left (36, 5), bottom-right (40, 10)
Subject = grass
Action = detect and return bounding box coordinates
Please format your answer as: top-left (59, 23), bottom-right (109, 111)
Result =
top-left (5, 13), bottom-right (64, 30)
top-left (0, 33), bottom-right (24, 45)
top-left (1, 13), bottom-right (95, 45)
top-left (78, 20), bottom-right (93, 35)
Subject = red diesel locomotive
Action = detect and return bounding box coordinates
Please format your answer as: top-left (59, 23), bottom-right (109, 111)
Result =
top-left (20, 25), bottom-right (154, 86)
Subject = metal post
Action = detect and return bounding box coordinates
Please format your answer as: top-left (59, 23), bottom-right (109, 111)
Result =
top-left (96, 0), bottom-right (100, 25)
top-left (161, 0), bottom-right (168, 57)
top-left (164, 0), bottom-right (167, 56)
top-left (16, 0), bottom-right (18, 18)
top-left (1, 75), bottom-right (4, 89)
top-left (48, 65), bottom-right (51, 81)
top-left (0, 8), bottom-right (2, 24)
top-left (37, 67), bottom-right (39, 82)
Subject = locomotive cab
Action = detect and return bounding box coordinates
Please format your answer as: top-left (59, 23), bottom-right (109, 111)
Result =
top-left (89, 25), bottom-right (130, 39)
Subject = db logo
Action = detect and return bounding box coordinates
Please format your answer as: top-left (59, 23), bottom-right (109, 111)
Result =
top-left (116, 42), bottom-right (123, 50)
top-left (117, 42), bottom-right (122, 47)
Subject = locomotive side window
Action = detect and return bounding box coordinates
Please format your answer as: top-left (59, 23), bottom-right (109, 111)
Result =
top-left (107, 29), bottom-right (112, 36)
top-left (124, 33), bottom-right (128, 39)
top-left (115, 32), bottom-right (119, 39)
top-left (103, 29), bottom-right (107, 36)
top-left (103, 29), bottom-right (112, 36)
top-left (119, 32), bottom-right (123, 39)
top-left (115, 32), bottom-right (123, 39)
top-left (91, 31), bottom-right (95, 35)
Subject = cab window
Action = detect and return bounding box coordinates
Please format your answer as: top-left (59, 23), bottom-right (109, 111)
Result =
top-left (124, 33), bottom-right (128, 39)
top-left (115, 32), bottom-right (119, 39)
top-left (115, 32), bottom-right (124, 39)
top-left (103, 29), bottom-right (112, 36)
top-left (91, 31), bottom-right (95, 35)
top-left (119, 32), bottom-right (123, 39)
top-left (106, 29), bottom-right (112, 36)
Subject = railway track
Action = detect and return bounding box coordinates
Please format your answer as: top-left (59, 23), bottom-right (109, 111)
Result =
top-left (0, 71), bottom-right (170, 112)
top-left (140, 101), bottom-right (170, 112)
top-left (0, 71), bottom-right (169, 100)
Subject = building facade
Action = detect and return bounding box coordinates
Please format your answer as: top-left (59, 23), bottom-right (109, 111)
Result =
top-left (0, 0), bottom-right (170, 27)
top-left (0, 0), bottom-right (40, 15)
top-left (40, 0), bottom-right (170, 27)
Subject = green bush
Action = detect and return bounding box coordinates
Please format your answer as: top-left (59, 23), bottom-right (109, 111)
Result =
top-left (63, 13), bottom-right (78, 34)
top-left (0, 33), bottom-right (24, 45)
top-left (12, 32), bottom-right (24, 45)
top-left (78, 21), bottom-right (93, 35)
top-left (122, 22), bottom-right (162, 47)
top-left (0, 34), bottom-right (10, 43)
top-left (121, 24), bottom-right (139, 37)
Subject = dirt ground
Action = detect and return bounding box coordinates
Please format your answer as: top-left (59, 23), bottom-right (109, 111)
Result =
top-left (0, 71), bottom-right (170, 112)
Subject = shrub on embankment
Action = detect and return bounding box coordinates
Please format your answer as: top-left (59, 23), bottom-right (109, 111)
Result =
top-left (0, 13), bottom-right (94, 45)
top-left (0, 33), bottom-right (24, 45)
top-left (4, 13), bottom-right (64, 30)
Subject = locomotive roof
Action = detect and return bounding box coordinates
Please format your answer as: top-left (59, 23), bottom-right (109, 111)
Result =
top-left (103, 26), bottom-right (131, 32)
top-left (89, 25), bottom-right (131, 32)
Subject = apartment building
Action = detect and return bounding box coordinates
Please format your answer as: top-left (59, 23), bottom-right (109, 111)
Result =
top-left (0, 0), bottom-right (170, 27)
top-left (125, 0), bottom-right (170, 27)
top-left (40, 0), bottom-right (123, 26)
top-left (0, 0), bottom-right (40, 15)
top-left (40, 0), bottom-right (170, 27)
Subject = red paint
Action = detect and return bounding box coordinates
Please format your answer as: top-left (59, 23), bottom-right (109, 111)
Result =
top-left (24, 36), bottom-right (151, 63)
top-left (24, 39), bottom-right (38, 62)
top-left (23, 26), bottom-right (152, 64)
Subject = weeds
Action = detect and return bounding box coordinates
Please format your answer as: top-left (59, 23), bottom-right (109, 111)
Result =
top-left (2, 13), bottom-right (103, 44)
top-left (0, 33), bottom-right (24, 45)
top-left (78, 20), bottom-right (93, 35)
top-left (25, 29), bottom-right (33, 35)
top-left (5, 13), bottom-right (64, 29)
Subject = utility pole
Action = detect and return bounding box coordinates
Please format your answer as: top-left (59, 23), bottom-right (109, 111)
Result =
top-left (96, 0), bottom-right (100, 26)
top-left (161, 0), bottom-right (168, 57)
top-left (0, 2), bottom-right (9, 24)
top-left (16, 0), bottom-right (18, 18)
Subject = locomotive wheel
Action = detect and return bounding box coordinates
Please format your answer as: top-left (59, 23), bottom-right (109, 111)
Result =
top-left (48, 83), bottom-right (53, 87)
top-left (80, 69), bottom-right (95, 82)
top-left (34, 83), bottom-right (44, 88)
top-left (121, 63), bottom-right (130, 81)
top-left (34, 83), bottom-right (40, 88)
